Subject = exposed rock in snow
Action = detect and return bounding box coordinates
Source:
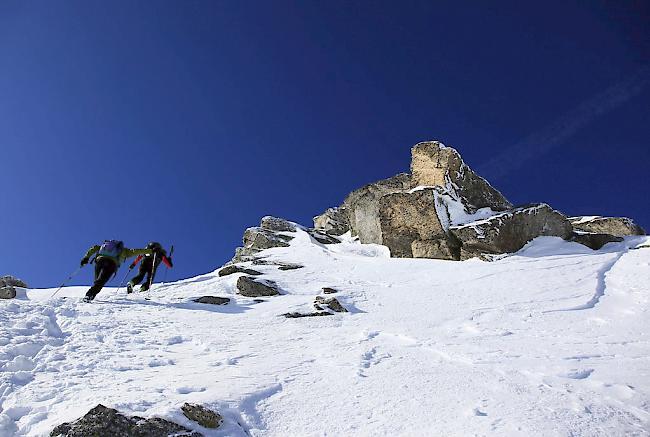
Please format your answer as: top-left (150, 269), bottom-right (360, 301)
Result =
top-left (236, 276), bottom-right (280, 297)
top-left (283, 311), bottom-right (332, 318)
top-left (571, 232), bottom-right (624, 250)
top-left (218, 265), bottom-right (263, 277)
top-left (570, 216), bottom-right (646, 236)
top-left (450, 204), bottom-right (573, 259)
top-left (313, 206), bottom-right (350, 236)
top-left (50, 404), bottom-right (200, 437)
top-left (192, 296), bottom-right (230, 305)
top-left (322, 287), bottom-right (337, 294)
top-left (0, 275), bottom-right (28, 300)
top-left (181, 403), bottom-right (223, 429)
top-left (410, 141), bottom-right (512, 212)
top-left (232, 217), bottom-right (297, 263)
top-left (314, 296), bottom-right (347, 313)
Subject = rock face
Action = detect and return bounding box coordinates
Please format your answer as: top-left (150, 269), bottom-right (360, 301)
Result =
top-left (0, 275), bottom-right (27, 300)
top-left (236, 276), bottom-right (280, 297)
top-left (50, 404), bottom-right (200, 437)
top-left (450, 204), bottom-right (573, 259)
top-left (342, 173), bottom-right (413, 244)
top-left (570, 216), bottom-right (645, 237)
top-left (313, 207), bottom-right (350, 236)
top-left (378, 188), bottom-right (459, 259)
top-left (410, 141), bottom-right (512, 212)
top-left (571, 233), bottom-right (623, 250)
top-left (181, 403), bottom-right (223, 429)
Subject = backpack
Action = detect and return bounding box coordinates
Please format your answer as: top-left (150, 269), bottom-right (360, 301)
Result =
top-left (98, 240), bottom-right (124, 261)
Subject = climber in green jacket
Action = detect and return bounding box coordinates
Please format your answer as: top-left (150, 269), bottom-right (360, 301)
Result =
top-left (80, 240), bottom-right (152, 302)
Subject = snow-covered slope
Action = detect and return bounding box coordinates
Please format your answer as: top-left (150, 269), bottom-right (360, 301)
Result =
top-left (2, 229), bottom-right (650, 436)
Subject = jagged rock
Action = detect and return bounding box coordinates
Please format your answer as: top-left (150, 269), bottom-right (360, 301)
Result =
top-left (0, 287), bottom-right (17, 299)
top-left (308, 229), bottom-right (341, 245)
top-left (1, 275), bottom-right (28, 288)
top-left (181, 403), bottom-right (223, 429)
top-left (410, 141), bottom-right (512, 212)
top-left (378, 188), bottom-right (459, 259)
top-left (192, 296), bottom-right (230, 305)
top-left (322, 287), bottom-right (337, 294)
top-left (251, 260), bottom-right (304, 270)
top-left (569, 216), bottom-right (646, 236)
top-left (314, 296), bottom-right (348, 313)
top-left (218, 265), bottom-right (262, 277)
top-left (571, 232), bottom-right (623, 250)
top-left (342, 173), bottom-right (413, 244)
top-left (260, 216), bottom-right (297, 233)
top-left (313, 207), bottom-right (350, 236)
top-left (283, 311), bottom-right (333, 318)
top-left (236, 276), bottom-right (280, 297)
top-left (231, 218), bottom-right (295, 263)
top-left (450, 204), bottom-right (573, 259)
top-left (50, 404), bottom-right (201, 437)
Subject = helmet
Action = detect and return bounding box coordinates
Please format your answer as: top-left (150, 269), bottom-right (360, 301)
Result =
top-left (147, 241), bottom-right (162, 251)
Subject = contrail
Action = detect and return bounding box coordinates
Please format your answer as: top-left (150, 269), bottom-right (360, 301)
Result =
top-left (478, 65), bottom-right (650, 181)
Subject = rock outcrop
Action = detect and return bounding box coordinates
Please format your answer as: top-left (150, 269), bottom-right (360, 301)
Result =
top-left (314, 296), bottom-right (347, 313)
top-left (236, 139), bottom-right (644, 262)
top-left (570, 233), bottom-right (623, 250)
top-left (236, 276), bottom-right (280, 297)
top-left (218, 265), bottom-right (262, 277)
top-left (181, 403), bottom-right (223, 429)
top-left (410, 141), bottom-right (512, 212)
top-left (450, 204), bottom-right (573, 260)
top-left (50, 404), bottom-right (201, 437)
top-left (193, 296), bottom-right (230, 305)
top-left (570, 216), bottom-right (645, 237)
top-left (0, 275), bottom-right (28, 299)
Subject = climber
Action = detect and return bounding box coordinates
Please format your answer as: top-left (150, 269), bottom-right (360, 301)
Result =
top-left (127, 242), bottom-right (173, 293)
top-left (80, 240), bottom-right (152, 302)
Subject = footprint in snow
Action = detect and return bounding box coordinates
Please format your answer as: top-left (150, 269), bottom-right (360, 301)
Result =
top-left (176, 386), bottom-right (207, 394)
top-left (165, 336), bottom-right (184, 345)
top-left (560, 368), bottom-right (594, 379)
top-left (148, 358), bottom-right (175, 367)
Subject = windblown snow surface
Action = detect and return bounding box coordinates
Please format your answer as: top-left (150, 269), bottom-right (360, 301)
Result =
top-left (2, 229), bottom-right (650, 436)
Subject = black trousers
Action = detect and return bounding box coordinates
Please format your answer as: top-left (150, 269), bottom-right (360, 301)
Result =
top-left (85, 257), bottom-right (117, 299)
top-left (130, 257), bottom-right (159, 290)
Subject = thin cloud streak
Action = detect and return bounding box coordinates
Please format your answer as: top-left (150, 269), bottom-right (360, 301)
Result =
top-left (479, 65), bottom-right (650, 181)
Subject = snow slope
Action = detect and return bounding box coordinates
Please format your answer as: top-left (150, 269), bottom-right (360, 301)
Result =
top-left (2, 229), bottom-right (650, 436)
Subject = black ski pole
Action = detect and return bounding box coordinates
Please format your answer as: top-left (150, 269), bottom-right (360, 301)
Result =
top-left (116, 267), bottom-right (132, 295)
top-left (51, 267), bottom-right (83, 299)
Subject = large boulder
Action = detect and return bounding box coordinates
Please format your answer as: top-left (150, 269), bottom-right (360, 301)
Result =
top-left (450, 204), bottom-right (573, 259)
top-left (50, 404), bottom-right (201, 437)
top-left (410, 141), bottom-right (512, 212)
top-left (569, 216), bottom-right (645, 236)
top-left (342, 173), bottom-right (413, 244)
top-left (378, 188), bottom-right (459, 259)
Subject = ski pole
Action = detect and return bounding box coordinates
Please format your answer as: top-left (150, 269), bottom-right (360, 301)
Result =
top-left (50, 267), bottom-right (83, 299)
top-left (116, 267), bottom-right (132, 295)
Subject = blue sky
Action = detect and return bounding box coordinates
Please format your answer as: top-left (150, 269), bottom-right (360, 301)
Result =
top-left (1, 0), bottom-right (648, 287)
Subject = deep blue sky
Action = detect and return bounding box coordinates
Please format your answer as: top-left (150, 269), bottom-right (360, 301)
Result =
top-left (1, 1), bottom-right (648, 287)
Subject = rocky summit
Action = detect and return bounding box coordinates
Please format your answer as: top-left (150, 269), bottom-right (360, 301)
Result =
top-left (231, 140), bottom-right (644, 263)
